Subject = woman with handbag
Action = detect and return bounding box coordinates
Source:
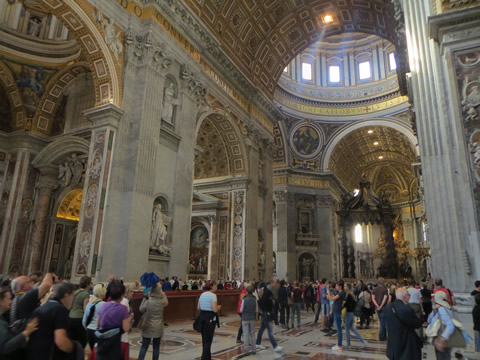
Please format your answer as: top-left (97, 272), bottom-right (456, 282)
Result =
top-left (137, 283), bottom-right (168, 360)
top-left (428, 291), bottom-right (461, 359)
top-left (197, 280), bottom-right (220, 360)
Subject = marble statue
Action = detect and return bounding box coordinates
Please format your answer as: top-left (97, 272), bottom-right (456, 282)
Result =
top-left (63, 258), bottom-right (72, 279)
top-left (58, 161), bottom-right (73, 187)
top-left (58, 153), bottom-right (86, 187)
top-left (104, 17), bottom-right (123, 62)
top-left (161, 82), bottom-right (179, 124)
top-left (470, 141), bottom-right (480, 168)
top-left (28, 17), bottom-right (41, 37)
top-left (301, 258), bottom-right (313, 280)
top-left (150, 203), bottom-right (171, 256)
top-left (70, 154), bottom-right (84, 185)
top-left (257, 229), bottom-right (265, 267)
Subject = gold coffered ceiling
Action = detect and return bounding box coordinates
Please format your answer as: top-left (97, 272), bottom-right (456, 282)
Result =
top-left (185, 0), bottom-right (398, 97)
top-left (329, 126), bottom-right (417, 203)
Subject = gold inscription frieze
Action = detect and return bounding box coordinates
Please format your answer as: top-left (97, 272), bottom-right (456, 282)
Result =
top-left (277, 93), bottom-right (409, 116)
top-left (273, 175), bottom-right (330, 189)
top-left (114, 0), bottom-right (273, 132)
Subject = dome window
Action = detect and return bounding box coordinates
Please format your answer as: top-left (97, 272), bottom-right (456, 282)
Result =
top-left (359, 61), bottom-right (372, 80)
top-left (329, 65), bottom-right (341, 83)
top-left (389, 52), bottom-right (397, 71)
top-left (302, 62), bottom-right (312, 80)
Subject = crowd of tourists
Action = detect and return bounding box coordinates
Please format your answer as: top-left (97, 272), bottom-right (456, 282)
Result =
top-left (0, 271), bottom-right (479, 360)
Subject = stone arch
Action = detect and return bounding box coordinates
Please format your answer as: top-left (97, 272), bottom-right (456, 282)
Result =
top-left (195, 109), bottom-right (248, 177)
top-left (32, 62), bottom-right (91, 135)
top-left (298, 250), bottom-right (317, 262)
top-left (38, 0), bottom-right (121, 106)
top-left (0, 60), bottom-right (27, 131)
top-left (321, 119), bottom-right (418, 172)
top-left (32, 136), bottom-right (90, 168)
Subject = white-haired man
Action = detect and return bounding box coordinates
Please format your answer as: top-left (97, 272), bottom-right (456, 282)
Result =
top-left (385, 287), bottom-right (423, 360)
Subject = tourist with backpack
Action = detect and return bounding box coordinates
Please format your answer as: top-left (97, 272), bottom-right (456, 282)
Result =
top-left (82, 284), bottom-right (106, 351)
top-left (69, 276), bottom-right (92, 349)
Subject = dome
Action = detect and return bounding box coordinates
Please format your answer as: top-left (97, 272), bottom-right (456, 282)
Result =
top-left (274, 34), bottom-right (403, 115)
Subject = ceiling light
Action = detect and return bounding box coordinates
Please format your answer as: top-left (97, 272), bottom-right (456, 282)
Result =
top-left (373, 141), bottom-right (379, 146)
top-left (322, 14), bottom-right (334, 24)
top-left (367, 130), bottom-right (374, 134)
top-left (378, 156), bottom-right (384, 159)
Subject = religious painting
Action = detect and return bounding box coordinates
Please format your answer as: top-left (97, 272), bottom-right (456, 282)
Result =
top-left (188, 224), bottom-right (209, 275)
top-left (4, 60), bottom-right (55, 116)
top-left (290, 124), bottom-right (323, 159)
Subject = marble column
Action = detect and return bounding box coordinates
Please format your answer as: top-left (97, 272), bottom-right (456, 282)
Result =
top-left (207, 215), bottom-right (218, 280)
top-left (315, 195), bottom-right (336, 281)
top-left (0, 150), bottom-right (30, 274)
top-left (71, 104), bottom-right (122, 280)
top-left (339, 218), bottom-right (349, 278)
top-left (274, 190), bottom-right (297, 281)
top-left (402, 0), bottom-right (480, 291)
top-left (28, 167), bottom-right (58, 273)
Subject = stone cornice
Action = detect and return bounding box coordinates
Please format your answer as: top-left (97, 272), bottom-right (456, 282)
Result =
top-left (83, 104), bottom-right (124, 129)
top-left (0, 26), bottom-right (81, 62)
top-left (2, 131), bottom-right (48, 153)
top-left (429, 5), bottom-right (480, 42)
top-left (139, 0), bottom-right (284, 123)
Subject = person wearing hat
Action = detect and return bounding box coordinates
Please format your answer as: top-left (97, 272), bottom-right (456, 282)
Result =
top-left (384, 287), bottom-right (423, 360)
top-left (428, 291), bottom-right (455, 360)
top-left (137, 282), bottom-right (168, 360)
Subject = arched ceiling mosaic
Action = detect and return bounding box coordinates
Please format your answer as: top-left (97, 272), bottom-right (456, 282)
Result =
top-left (329, 125), bottom-right (417, 203)
top-left (194, 114), bottom-right (246, 179)
top-left (185, 0), bottom-right (398, 97)
top-left (56, 188), bottom-right (83, 221)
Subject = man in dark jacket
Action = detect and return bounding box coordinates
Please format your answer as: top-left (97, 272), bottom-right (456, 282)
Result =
top-left (255, 282), bottom-right (283, 352)
top-left (385, 287), bottom-right (423, 360)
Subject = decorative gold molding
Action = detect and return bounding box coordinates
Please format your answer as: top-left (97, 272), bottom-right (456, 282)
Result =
top-left (56, 188), bottom-right (83, 221)
top-left (441, 0), bottom-right (480, 12)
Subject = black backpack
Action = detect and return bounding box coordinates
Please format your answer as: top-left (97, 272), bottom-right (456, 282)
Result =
top-left (85, 300), bottom-right (102, 328)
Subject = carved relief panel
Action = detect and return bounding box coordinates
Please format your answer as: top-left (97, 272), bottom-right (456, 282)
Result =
top-left (455, 48), bottom-right (480, 226)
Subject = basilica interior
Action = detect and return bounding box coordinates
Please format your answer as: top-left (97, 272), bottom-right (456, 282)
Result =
top-left (0, 0), bottom-right (479, 309)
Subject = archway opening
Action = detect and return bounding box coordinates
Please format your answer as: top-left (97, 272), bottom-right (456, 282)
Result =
top-left (190, 113), bottom-right (247, 281)
top-left (49, 188), bottom-right (83, 279)
top-left (330, 125), bottom-right (423, 279)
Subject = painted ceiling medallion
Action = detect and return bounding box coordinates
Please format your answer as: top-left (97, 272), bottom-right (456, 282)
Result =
top-left (290, 123), bottom-right (324, 159)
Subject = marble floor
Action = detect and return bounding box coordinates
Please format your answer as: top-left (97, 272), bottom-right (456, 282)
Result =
top-left (112, 309), bottom-right (479, 360)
